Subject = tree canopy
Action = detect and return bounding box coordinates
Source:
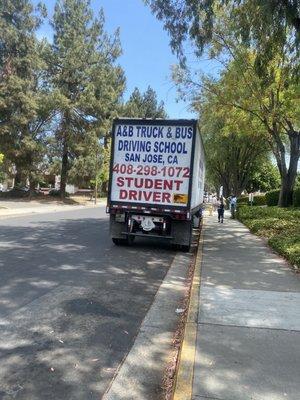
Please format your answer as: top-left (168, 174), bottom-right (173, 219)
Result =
top-left (0, 0), bottom-right (167, 196)
top-left (148, 0), bottom-right (300, 206)
top-left (145, 0), bottom-right (300, 67)
top-left (199, 83), bottom-right (270, 197)
top-left (0, 0), bottom-right (52, 188)
top-left (51, 0), bottom-right (125, 197)
top-left (123, 86), bottom-right (167, 119)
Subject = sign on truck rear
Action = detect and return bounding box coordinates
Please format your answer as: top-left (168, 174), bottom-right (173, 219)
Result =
top-left (109, 119), bottom-right (196, 209)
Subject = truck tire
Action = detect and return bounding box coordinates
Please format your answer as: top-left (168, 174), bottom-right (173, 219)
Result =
top-left (172, 243), bottom-right (190, 252)
top-left (112, 238), bottom-right (128, 246)
top-left (180, 244), bottom-right (190, 252)
top-left (127, 235), bottom-right (135, 245)
top-left (112, 236), bottom-right (135, 246)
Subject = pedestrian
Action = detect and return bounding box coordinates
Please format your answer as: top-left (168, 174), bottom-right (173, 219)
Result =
top-left (230, 195), bottom-right (237, 219)
top-left (212, 195), bottom-right (218, 212)
top-left (208, 201), bottom-right (213, 216)
top-left (217, 198), bottom-right (225, 223)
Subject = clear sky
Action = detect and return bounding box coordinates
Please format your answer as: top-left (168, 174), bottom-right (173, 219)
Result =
top-left (34, 0), bottom-right (218, 119)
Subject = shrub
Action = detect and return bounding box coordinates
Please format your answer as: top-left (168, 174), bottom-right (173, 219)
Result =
top-left (293, 188), bottom-right (300, 207)
top-left (0, 187), bottom-right (30, 198)
top-left (237, 196), bottom-right (249, 205)
top-left (269, 232), bottom-right (300, 268)
top-left (237, 195), bottom-right (266, 206)
top-left (253, 195), bottom-right (266, 206)
top-left (49, 189), bottom-right (69, 197)
top-left (265, 190), bottom-right (280, 206)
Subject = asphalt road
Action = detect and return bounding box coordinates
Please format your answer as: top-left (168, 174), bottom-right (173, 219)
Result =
top-left (0, 207), bottom-right (176, 400)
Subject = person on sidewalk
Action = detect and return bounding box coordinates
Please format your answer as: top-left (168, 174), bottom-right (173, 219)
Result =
top-left (212, 195), bottom-right (218, 212)
top-left (217, 198), bottom-right (225, 223)
top-left (230, 195), bottom-right (237, 218)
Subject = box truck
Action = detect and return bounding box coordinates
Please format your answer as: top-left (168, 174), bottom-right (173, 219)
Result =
top-left (107, 119), bottom-right (205, 251)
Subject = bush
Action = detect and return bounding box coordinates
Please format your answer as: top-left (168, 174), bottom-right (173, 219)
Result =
top-left (293, 188), bottom-right (300, 207)
top-left (265, 190), bottom-right (280, 206)
top-left (253, 195), bottom-right (266, 206)
top-left (49, 189), bottom-right (60, 197)
top-left (269, 232), bottom-right (300, 268)
top-left (0, 187), bottom-right (30, 198)
top-left (237, 195), bottom-right (266, 206)
top-left (49, 189), bottom-right (69, 197)
top-left (237, 196), bottom-right (249, 205)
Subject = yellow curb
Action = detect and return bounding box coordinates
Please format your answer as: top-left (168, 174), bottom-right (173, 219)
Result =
top-left (173, 221), bottom-right (204, 400)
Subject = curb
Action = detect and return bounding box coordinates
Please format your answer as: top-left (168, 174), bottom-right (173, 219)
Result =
top-left (0, 203), bottom-right (105, 220)
top-left (173, 222), bottom-right (204, 400)
top-left (102, 252), bottom-right (192, 400)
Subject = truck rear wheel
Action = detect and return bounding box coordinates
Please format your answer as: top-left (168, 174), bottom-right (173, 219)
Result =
top-left (112, 238), bottom-right (127, 246)
top-left (181, 245), bottom-right (190, 252)
top-left (112, 236), bottom-right (135, 246)
top-left (172, 243), bottom-right (190, 252)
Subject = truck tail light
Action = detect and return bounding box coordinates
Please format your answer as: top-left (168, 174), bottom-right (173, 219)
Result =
top-left (173, 214), bottom-right (188, 220)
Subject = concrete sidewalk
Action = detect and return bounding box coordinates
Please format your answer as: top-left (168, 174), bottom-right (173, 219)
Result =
top-left (0, 200), bottom-right (104, 219)
top-left (192, 213), bottom-right (300, 400)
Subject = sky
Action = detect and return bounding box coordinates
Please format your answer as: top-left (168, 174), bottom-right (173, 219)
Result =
top-left (34, 0), bottom-right (218, 119)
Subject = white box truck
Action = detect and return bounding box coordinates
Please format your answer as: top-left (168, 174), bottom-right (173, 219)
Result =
top-left (107, 119), bottom-right (205, 250)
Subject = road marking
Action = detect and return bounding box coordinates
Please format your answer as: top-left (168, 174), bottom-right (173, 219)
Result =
top-left (173, 222), bottom-right (204, 400)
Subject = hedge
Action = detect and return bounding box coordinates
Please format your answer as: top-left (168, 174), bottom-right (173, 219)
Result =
top-left (237, 196), bottom-right (249, 205)
top-left (237, 195), bottom-right (266, 206)
top-left (265, 190), bottom-right (280, 206)
top-left (265, 188), bottom-right (300, 207)
top-left (253, 195), bottom-right (266, 206)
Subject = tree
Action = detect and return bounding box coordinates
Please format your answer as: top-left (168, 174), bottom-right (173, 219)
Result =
top-left (51, 0), bottom-right (125, 198)
top-left (175, 48), bottom-right (300, 206)
top-left (211, 55), bottom-right (299, 206)
top-left (200, 89), bottom-right (270, 197)
top-left (123, 86), bottom-right (167, 118)
top-left (157, 0), bottom-right (300, 207)
top-left (0, 0), bottom-right (53, 189)
top-left (145, 0), bottom-right (300, 67)
top-left (246, 160), bottom-right (281, 193)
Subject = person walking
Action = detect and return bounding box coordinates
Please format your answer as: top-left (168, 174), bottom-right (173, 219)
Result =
top-left (212, 195), bottom-right (218, 212)
top-left (217, 198), bottom-right (225, 223)
top-left (230, 195), bottom-right (237, 219)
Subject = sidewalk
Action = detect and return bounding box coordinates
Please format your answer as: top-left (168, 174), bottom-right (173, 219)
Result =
top-left (191, 213), bottom-right (300, 400)
top-left (0, 199), bottom-right (104, 219)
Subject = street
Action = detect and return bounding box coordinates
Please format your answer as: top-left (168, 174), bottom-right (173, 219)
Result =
top-left (0, 206), bottom-right (179, 399)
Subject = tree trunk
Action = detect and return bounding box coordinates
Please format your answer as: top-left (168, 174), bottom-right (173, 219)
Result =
top-left (29, 179), bottom-right (36, 200)
top-left (279, 175), bottom-right (294, 207)
top-left (14, 166), bottom-right (26, 188)
top-left (278, 133), bottom-right (300, 207)
top-left (60, 137), bottom-right (68, 199)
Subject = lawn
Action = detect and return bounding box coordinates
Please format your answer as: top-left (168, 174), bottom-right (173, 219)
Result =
top-left (237, 206), bottom-right (300, 269)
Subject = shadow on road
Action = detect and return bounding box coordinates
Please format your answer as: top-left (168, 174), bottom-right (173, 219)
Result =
top-left (0, 214), bottom-right (184, 400)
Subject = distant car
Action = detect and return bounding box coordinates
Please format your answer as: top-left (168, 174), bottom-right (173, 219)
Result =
top-left (0, 183), bottom-right (3, 192)
top-left (19, 187), bottom-right (29, 192)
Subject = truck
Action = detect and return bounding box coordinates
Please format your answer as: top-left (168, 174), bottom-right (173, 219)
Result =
top-left (107, 118), bottom-right (205, 251)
